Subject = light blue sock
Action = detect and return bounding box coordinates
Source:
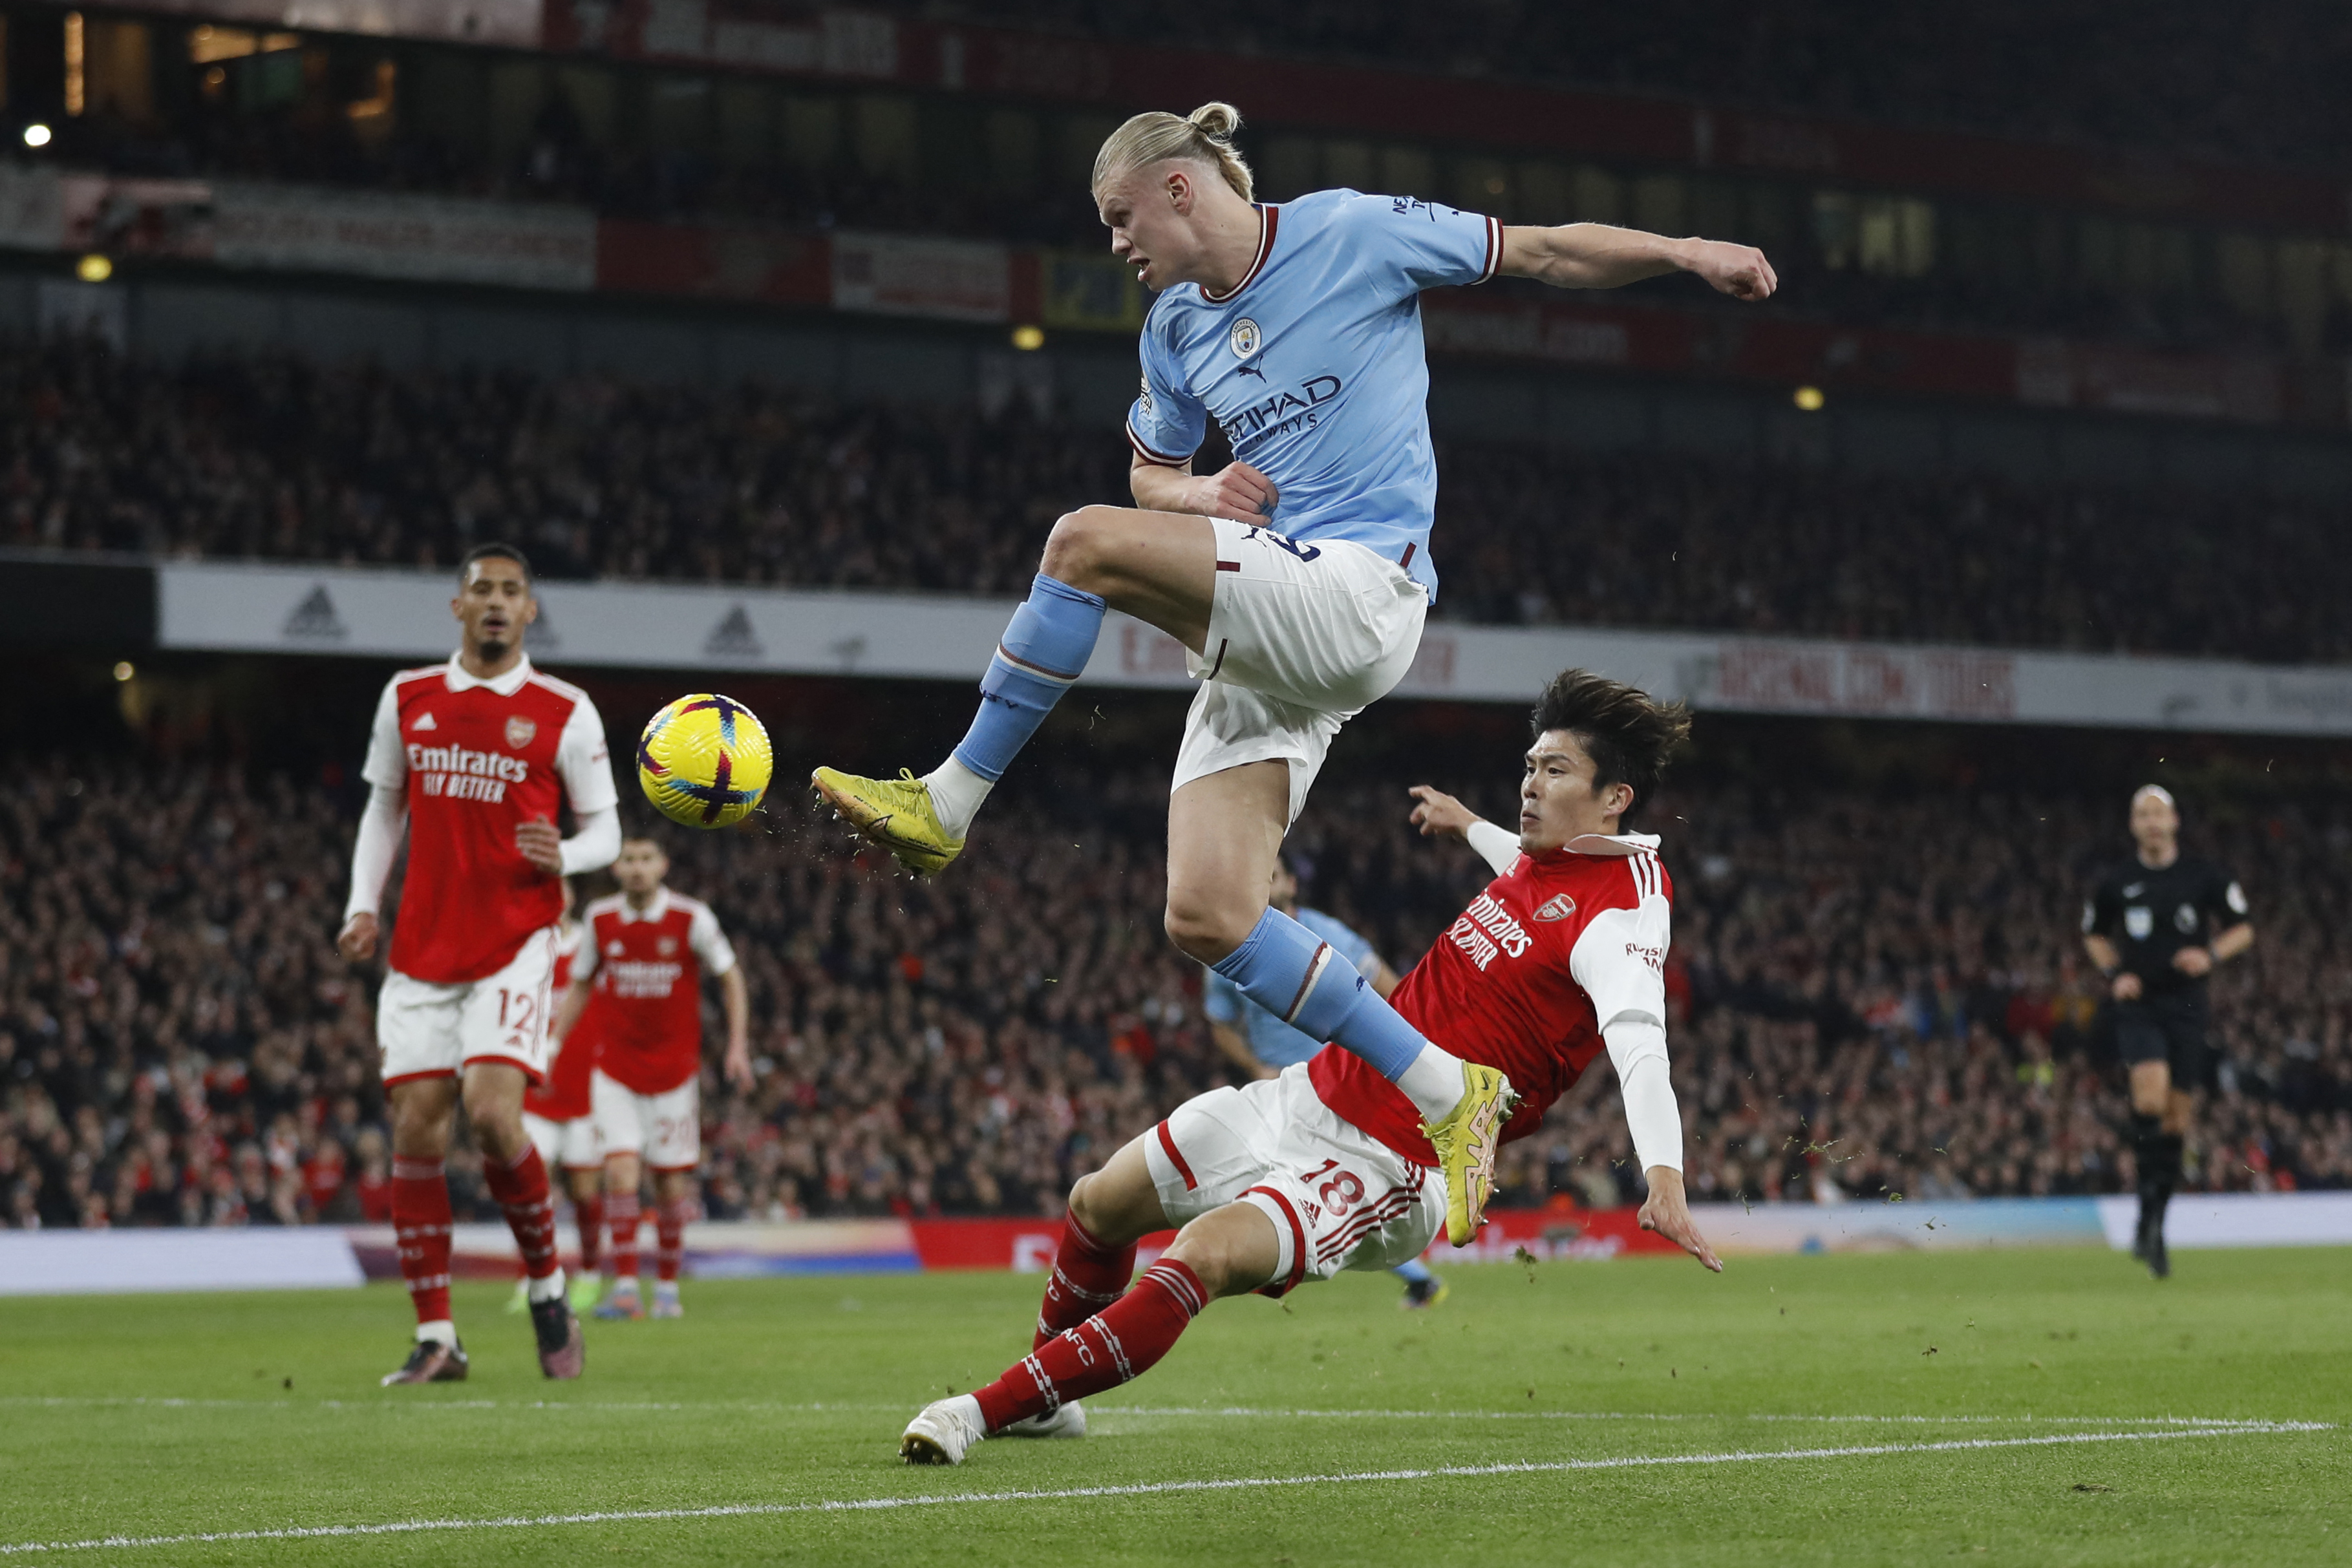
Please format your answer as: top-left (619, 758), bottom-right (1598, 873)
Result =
top-left (1392, 1258), bottom-right (1435, 1285)
top-left (950, 574), bottom-right (1106, 782)
top-left (1209, 908), bottom-right (1429, 1084)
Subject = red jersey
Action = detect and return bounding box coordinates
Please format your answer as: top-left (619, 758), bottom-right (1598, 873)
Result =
top-left (575, 889), bottom-right (737, 1096)
top-left (1312, 837), bottom-right (1673, 1165)
top-left (523, 923), bottom-right (597, 1121)
top-left (361, 655), bottom-right (617, 984)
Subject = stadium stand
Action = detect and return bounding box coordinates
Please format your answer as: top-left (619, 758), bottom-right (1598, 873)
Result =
top-left (6, 341), bottom-right (2349, 663)
top-left (3, 752), bottom-right (2344, 1232)
top-left (880, 1), bottom-right (2352, 176)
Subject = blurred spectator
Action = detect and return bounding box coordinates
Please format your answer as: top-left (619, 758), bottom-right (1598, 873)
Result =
top-left (8, 341), bottom-right (2349, 664)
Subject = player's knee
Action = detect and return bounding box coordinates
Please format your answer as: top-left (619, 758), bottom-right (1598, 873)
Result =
top-left (1160, 1228), bottom-right (1237, 1298)
top-left (1039, 506), bottom-right (1119, 591)
top-left (1163, 893), bottom-right (1256, 964)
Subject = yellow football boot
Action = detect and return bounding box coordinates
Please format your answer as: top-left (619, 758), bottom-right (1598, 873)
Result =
top-left (1420, 1063), bottom-right (1515, 1247)
top-left (811, 767), bottom-right (966, 876)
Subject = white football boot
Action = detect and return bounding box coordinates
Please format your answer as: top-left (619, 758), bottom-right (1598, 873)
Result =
top-left (998, 1402), bottom-right (1087, 1439)
top-left (899, 1394), bottom-right (987, 1465)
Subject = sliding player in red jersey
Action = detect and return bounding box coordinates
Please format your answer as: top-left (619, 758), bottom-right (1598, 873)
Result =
top-left (340, 544), bottom-right (619, 1384)
top-left (899, 669), bottom-right (1716, 1463)
top-left (550, 835), bottom-right (751, 1321)
top-left (513, 883), bottom-right (609, 1315)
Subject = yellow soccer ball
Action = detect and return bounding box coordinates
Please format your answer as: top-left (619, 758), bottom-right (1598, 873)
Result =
top-left (637, 694), bottom-right (773, 829)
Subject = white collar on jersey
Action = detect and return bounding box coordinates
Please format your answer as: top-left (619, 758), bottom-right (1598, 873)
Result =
top-left (615, 887), bottom-right (672, 923)
top-left (440, 652), bottom-right (535, 697)
top-left (1563, 831), bottom-right (1662, 858)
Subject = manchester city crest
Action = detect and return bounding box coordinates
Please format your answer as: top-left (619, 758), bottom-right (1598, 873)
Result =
top-left (1230, 318), bottom-right (1261, 358)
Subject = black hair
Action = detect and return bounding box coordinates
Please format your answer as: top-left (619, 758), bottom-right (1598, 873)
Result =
top-left (458, 542), bottom-right (532, 583)
top-left (1530, 668), bottom-right (1692, 825)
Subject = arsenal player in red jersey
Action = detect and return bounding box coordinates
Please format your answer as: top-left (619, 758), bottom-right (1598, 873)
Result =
top-left (550, 835), bottom-right (750, 1322)
top-left (900, 669), bottom-right (1718, 1464)
top-left (513, 884), bottom-right (609, 1315)
top-left (339, 544), bottom-right (621, 1384)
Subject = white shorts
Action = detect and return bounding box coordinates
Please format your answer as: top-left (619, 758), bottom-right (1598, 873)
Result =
top-left (523, 1111), bottom-right (602, 1171)
top-left (1173, 518), bottom-right (1429, 822)
top-left (1142, 1063), bottom-right (1445, 1297)
top-left (377, 926), bottom-right (559, 1089)
top-left (593, 1070), bottom-right (701, 1172)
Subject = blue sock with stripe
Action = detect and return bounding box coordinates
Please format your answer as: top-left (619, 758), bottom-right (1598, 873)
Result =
top-left (1210, 907), bottom-right (1431, 1085)
top-left (1392, 1257), bottom-right (1435, 1285)
top-left (949, 573), bottom-right (1106, 784)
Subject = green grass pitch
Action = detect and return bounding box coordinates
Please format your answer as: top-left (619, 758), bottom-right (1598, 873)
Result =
top-left (3, 1247), bottom-right (2346, 1565)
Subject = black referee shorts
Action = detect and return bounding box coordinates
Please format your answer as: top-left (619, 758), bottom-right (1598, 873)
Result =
top-left (2113, 995), bottom-right (2216, 1092)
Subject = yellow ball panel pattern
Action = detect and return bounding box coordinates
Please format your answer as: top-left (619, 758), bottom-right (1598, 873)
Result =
top-left (637, 694), bottom-right (774, 829)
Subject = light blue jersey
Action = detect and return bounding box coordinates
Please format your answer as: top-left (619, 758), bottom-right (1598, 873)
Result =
top-left (1202, 906), bottom-right (1385, 1070)
top-left (1126, 189), bottom-right (1502, 601)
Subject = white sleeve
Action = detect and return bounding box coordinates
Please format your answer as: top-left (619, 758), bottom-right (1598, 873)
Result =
top-left (1568, 898), bottom-right (1671, 1033)
top-left (688, 900), bottom-right (738, 977)
top-left (343, 783), bottom-right (408, 922)
top-left (570, 920), bottom-right (600, 982)
top-left (556, 694), bottom-right (620, 816)
top-left (1604, 1019), bottom-right (1682, 1174)
top-left (559, 806), bottom-right (621, 876)
top-left (360, 678), bottom-right (407, 790)
top-left (1464, 820), bottom-right (1522, 878)
top-left (1572, 873), bottom-right (1680, 1173)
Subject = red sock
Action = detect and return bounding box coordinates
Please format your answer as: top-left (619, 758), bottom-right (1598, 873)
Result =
top-left (608, 1191), bottom-right (642, 1281)
top-left (976, 1259), bottom-right (1206, 1432)
top-left (482, 1146), bottom-right (560, 1282)
top-left (573, 1191), bottom-right (604, 1273)
top-left (390, 1157), bottom-right (453, 1326)
top-left (1034, 1209), bottom-right (1138, 1350)
top-left (655, 1196), bottom-right (694, 1284)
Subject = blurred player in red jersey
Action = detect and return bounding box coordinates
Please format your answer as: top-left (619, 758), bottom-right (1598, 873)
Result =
top-left (511, 880), bottom-right (609, 1315)
top-left (550, 834), bottom-right (750, 1322)
top-left (339, 544), bottom-right (621, 1384)
top-left (900, 670), bottom-right (1716, 1463)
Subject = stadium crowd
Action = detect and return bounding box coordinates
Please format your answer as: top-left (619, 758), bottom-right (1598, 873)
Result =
top-left (9, 341), bottom-right (2349, 664)
top-left (4, 749), bottom-right (2347, 1234)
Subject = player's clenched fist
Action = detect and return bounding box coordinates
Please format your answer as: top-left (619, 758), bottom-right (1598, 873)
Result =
top-left (516, 817), bottom-right (564, 875)
top-left (1682, 238), bottom-right (1777, 301)
top-left (337, 911), bottom-right (379, 963)
top-left (1184, 461), bottom-right (1278, 525)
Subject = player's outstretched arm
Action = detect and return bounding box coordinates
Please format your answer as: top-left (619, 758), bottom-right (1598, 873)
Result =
top-left (1128, 449), bottom-right (1276, 525)
top-left (1497, 224), bottom-right (1776, 300)
top-left (1638, 1167), bottom-right (1722, 1273)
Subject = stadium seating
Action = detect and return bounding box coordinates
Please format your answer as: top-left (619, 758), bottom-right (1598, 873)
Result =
top-left (1, 754), bottom-right (2343, 1233)
top-left (7, 341), bottom-right (2348, 663)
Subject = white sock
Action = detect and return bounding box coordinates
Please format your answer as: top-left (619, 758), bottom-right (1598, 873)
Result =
top-left (921, 758), bottom-right (992, 840)
top-left (527, 1268), bottom-right (568, 1304)
top-left (416, 1319), bottom-right (457, 1347)
top-left (615, 1275), bottom-right (641, 1295)
top-left (1396, 1043), bottom-right (1472, 1124)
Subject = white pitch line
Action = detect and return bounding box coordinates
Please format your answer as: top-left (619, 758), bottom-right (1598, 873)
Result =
top-left (0, 1422), bottom-right (2326, 1556)
top-left (0, 1395), bottom-right (2280, 1428)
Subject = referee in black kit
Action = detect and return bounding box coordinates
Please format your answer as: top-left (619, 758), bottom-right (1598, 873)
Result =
top-left (2081, 785), bottom-right (2254, 1278)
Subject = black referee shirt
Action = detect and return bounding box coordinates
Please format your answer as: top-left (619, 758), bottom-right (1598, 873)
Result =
top-left (2082, 855), bottom-right (2248, 1000)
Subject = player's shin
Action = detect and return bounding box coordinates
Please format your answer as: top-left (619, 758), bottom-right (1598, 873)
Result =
top-left (607, 1191), bottom-right (643, 1286)
top-left (484, 1145), bottom-right (566, 1302)
top-left (573, 1191), bottom-right (604, 1274)
top-left (930, 575), bottom-right (1107, 837)
top-left (655, 1196), bottom-right (693, 1284)
top-left (975, 1259), bottom-right (1208, 1433)
top-left (1210, 907), bottom-right (1469, 1121)
top-left (390, 1157), bottom-right (455, 1339)
top-left (1034, 1209), bottom-right (1139, 1350)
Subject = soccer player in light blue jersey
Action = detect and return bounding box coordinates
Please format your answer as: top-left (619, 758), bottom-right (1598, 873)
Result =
top-left (1201, 856), bottom-right (1448, 1309)
top-left (815, 100), bottom-right (1775, 1242)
